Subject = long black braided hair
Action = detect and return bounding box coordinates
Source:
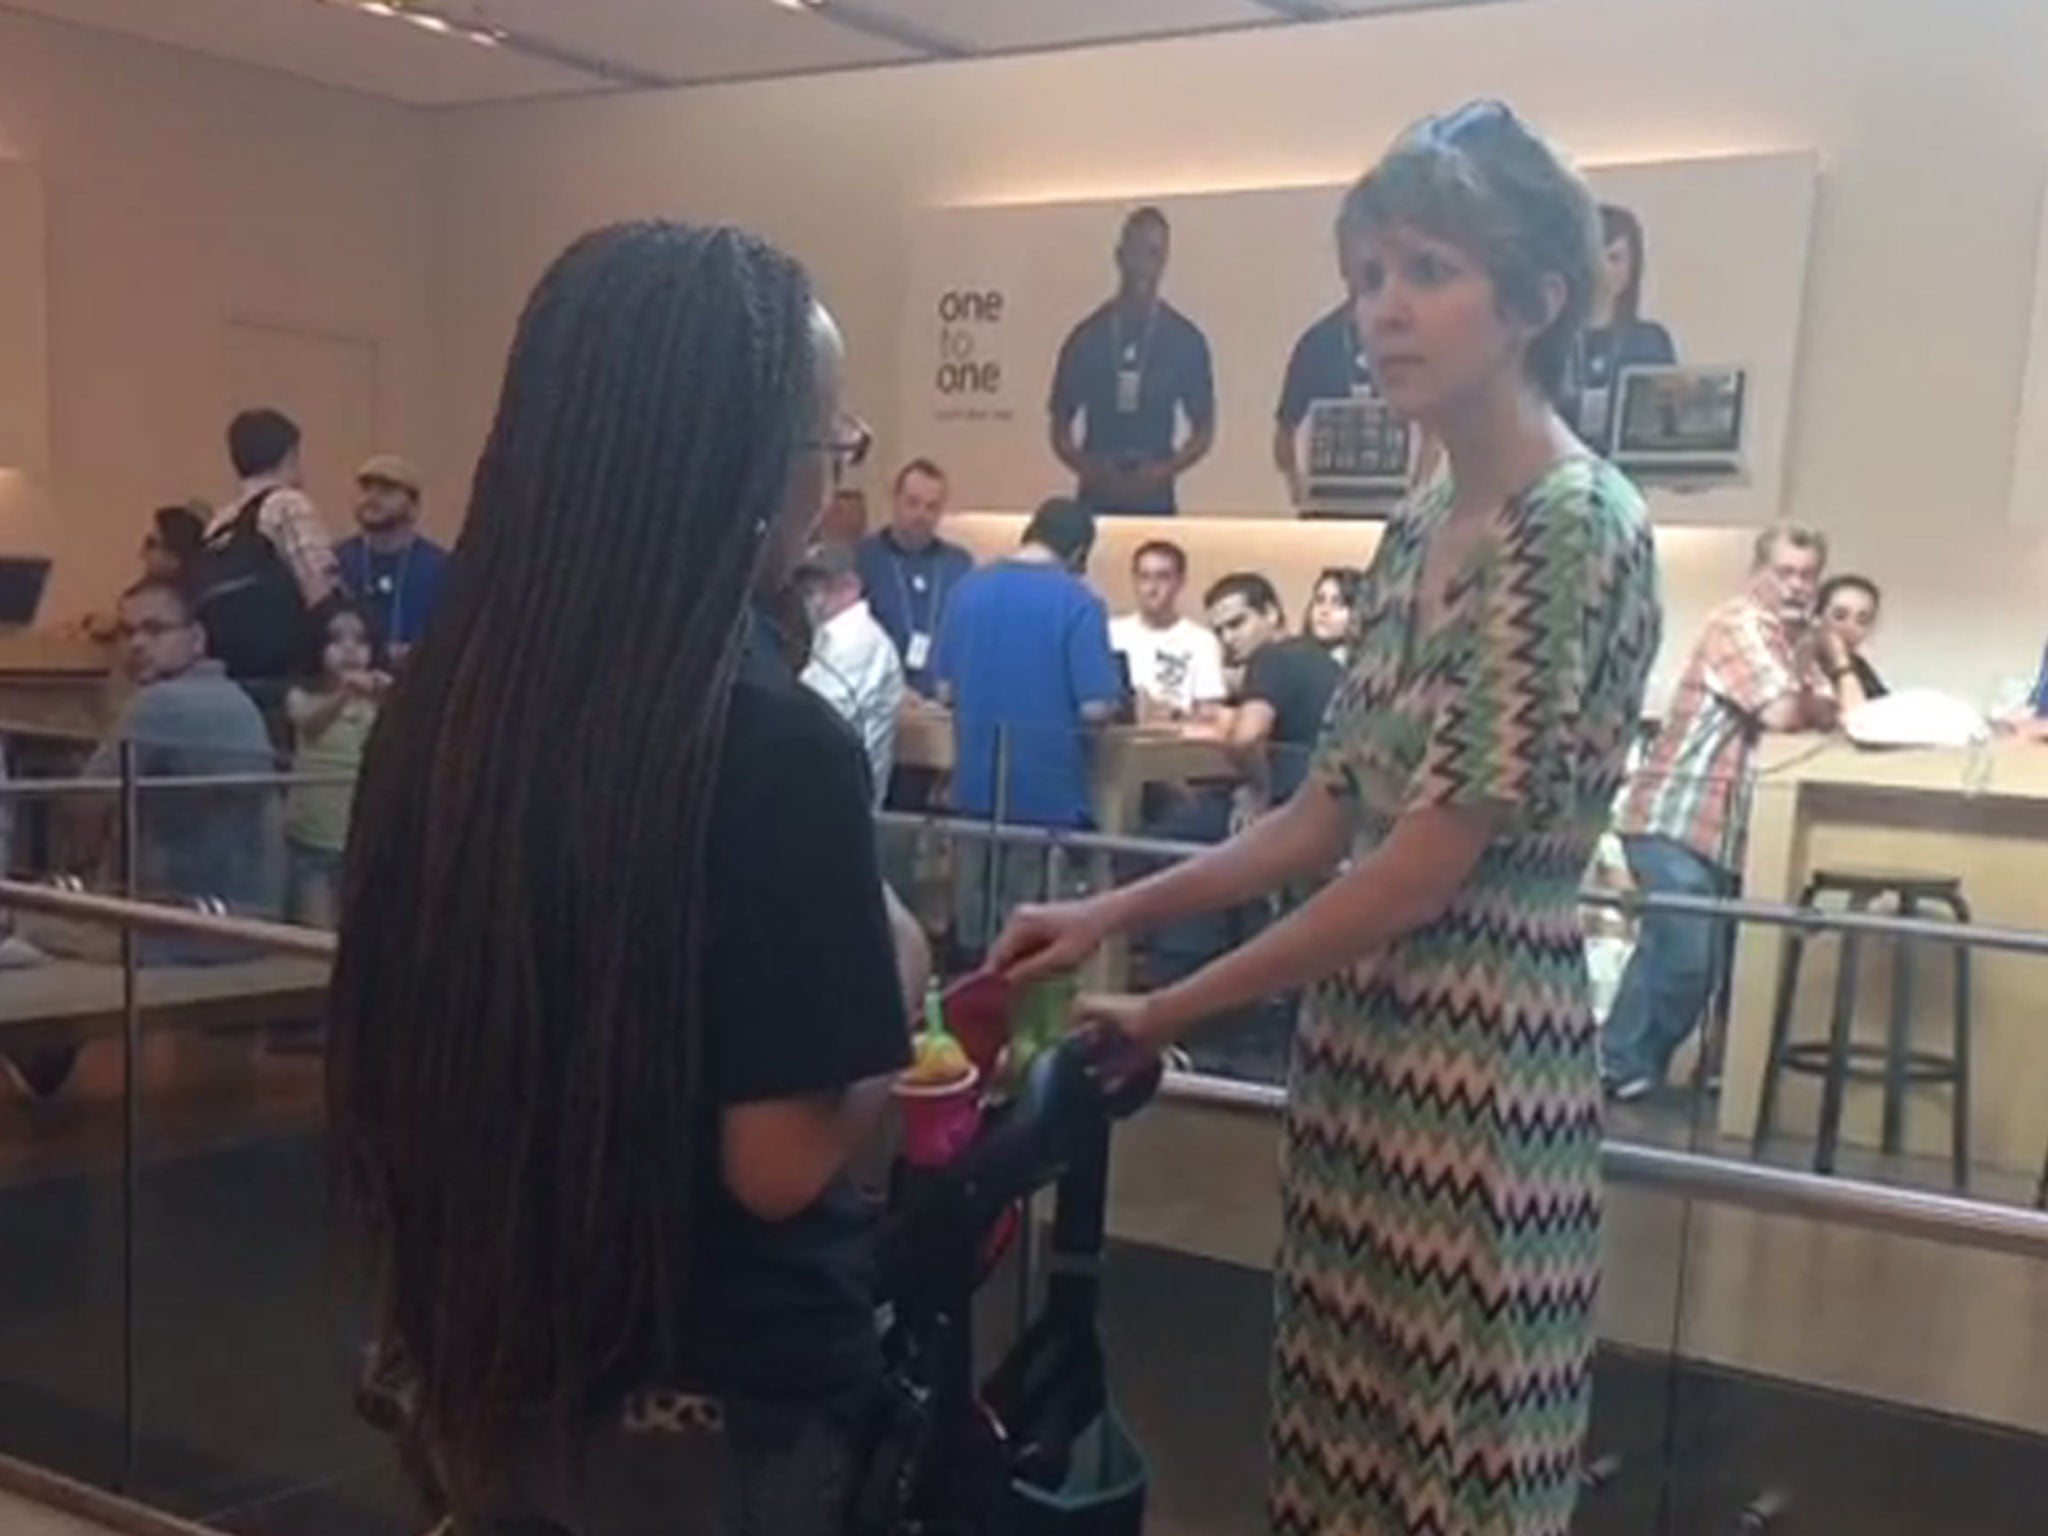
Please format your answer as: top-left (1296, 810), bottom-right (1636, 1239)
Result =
top-left (326, 221), bottom-right (822, 1500)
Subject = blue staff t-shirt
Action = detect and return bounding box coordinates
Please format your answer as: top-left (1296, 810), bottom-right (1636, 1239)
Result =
top-left (936, 560), bottom-right (1122, 828)
top-left (337, 534), bottom-right (452, 650)
top-left (1048, 300), bottom-right (1215, 515)
top-left (853, 530), bottom-right (974, 696)
top-left (1566, 320), bottom-right (1679, 455)
top-left (1276, 303), bottom-right (1375, 427)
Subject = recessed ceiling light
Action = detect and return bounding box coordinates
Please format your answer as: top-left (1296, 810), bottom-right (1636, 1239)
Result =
top-left (316, 0), bottom-right (505, 50)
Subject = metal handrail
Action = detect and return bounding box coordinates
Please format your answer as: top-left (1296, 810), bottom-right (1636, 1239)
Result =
top-left (0, 879), bottom-right (336, 960)
top-left (1159, 1073), bottom-right (2048, 1262)
top-left (876, 809), bottom-right (2048, 958)
top-left (4, 873), bottom-right (2045, 1264)
top-left (0, 770), bottom-right (355, 797)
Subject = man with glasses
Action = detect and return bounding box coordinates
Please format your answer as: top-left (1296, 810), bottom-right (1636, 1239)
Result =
top-left (2, 581), bottom-right (281, 1103)
top-left (855, 457), bottom-right (972, 700)
top-left (1603, 524), bottom-right (1844, 1102)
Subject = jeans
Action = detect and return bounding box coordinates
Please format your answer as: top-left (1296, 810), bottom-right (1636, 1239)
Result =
top-left (288, 842), bottom-right (344, 930)
top-left (1141, 787), bottom-right (1237, 987)
top-left (1600, 835), bottom-right (1735, 1086)
top-left (452, 1392), bottom-right (861, 1536)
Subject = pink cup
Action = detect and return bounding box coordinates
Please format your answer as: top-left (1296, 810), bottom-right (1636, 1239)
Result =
top-left (894, 1066), bottom-right (983, 1168)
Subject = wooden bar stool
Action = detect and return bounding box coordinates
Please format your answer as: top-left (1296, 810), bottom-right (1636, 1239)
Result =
top-left (1751, 867), bottom-right (1974, 1189)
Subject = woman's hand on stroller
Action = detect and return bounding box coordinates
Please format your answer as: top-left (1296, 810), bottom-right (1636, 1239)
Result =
top-left (1073, 994), bottom-right (1165, 1097)
top-left (990, 895), bottom-right (1117, 983)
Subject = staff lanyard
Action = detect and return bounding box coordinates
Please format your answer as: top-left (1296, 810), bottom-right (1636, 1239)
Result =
top-left (1575, 326), bottom-right (1626, 392)
top-left (1111, 302), bottom-right (1161, 383)
top-left (890, 547), bottom-right (947, 640)
top-left (1347, 308), bottom-right (1372, 393)
top-left (352, 541), bottom-right (415, 642)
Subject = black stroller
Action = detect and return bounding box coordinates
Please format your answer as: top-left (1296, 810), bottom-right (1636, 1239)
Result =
top-left (357, 1034), bottom-right (1156, 1536)
top-left (851, 1033), bottom-right (1159, 1536)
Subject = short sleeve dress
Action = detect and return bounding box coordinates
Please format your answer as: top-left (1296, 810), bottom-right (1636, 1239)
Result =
top-left (1271, 456), bottom-right (1661, 1536)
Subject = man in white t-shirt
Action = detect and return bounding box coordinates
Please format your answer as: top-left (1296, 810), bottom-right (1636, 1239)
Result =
top-left (1108, 540), bottom-right (1226, 723)
top-left (795, 542), bottom-right (906, 807)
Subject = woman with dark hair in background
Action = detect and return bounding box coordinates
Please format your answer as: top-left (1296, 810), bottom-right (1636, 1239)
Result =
top-left (328, 222), bottom-right (924, 1535)
top-left (142, 502), bottom-right (208, 584)
top-left (1302, 564), bottom-right (1365, 668)
top-left (1817, 573), bottom-right (1889, 700)
top-left (1569, 203), bottom-right (1678, 453)
top-left (994, 103), bottom-right (1661, 1535)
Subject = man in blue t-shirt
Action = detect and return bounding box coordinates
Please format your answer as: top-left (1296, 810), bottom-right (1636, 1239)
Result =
top-left (937, 497), bottom-right (1121, 826)
top-left (2017, 638), bottom-right (2048, 738)
top-left (936, 499), bottom-right (1121, 950)
top-left (335, 455), bottom-right (450, 661)
top-left (1048, 208), bottom-right (1216, 516)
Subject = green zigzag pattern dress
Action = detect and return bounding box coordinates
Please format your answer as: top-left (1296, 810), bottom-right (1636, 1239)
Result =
top-left (1272, 456), bottom-right (1661, 1536)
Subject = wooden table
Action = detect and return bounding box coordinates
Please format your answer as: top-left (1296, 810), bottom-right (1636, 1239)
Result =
top-left (894, 708), bottom-right (1237, 982)
top-left (893, 706), bottom-right (1236, 836)
top-left (1720, 736), bottom-right (2048, 1171)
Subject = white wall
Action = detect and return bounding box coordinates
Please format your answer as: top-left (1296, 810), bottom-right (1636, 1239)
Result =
top-left (430, 0), bottom-right (2048, 703)
top-left (0, 7), bottom-right (436, 619)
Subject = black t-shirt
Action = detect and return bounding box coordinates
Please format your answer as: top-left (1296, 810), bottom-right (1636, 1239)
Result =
top-left (1244, 637), bottom-right (1341, 801)
top-left (683, 640), bottom-right (911, 1401)
top-left (1276, 303), bottom-right (1375, 427)
top-left (1048, 299), bottom-right (1215, 514)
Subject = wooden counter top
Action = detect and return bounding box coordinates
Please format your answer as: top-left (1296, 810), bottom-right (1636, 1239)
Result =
top-left (1751, 735), bottom-right (2048, 801)
top-left (0, 629), bottom-right (116, 674)
top-left (895, 706), bottom-right (1237, 833)
top-left (0, 628), bottom-right (119, 739)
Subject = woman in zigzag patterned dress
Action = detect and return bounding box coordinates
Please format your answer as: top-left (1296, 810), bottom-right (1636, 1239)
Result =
top-left (992, 102), bottom-right (1661, 1536)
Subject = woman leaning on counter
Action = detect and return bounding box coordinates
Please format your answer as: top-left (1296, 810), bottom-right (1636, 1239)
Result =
top-left (995, 103), bottom-right (1662, 1536)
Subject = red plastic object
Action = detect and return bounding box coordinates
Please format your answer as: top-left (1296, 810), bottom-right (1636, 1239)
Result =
top-left (894, 1067), bottom-right (983, 1168)
top-left (941, 970), bottom-right (1016, 1078)
top-left (978, 1203), bottom-right (1023, 1279)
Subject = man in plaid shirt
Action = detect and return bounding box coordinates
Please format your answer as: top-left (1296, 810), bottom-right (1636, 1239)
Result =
top-left (1602, 525), bottom-right (1864, 1101)
top-left (213, 408), bottom-right (341, 613)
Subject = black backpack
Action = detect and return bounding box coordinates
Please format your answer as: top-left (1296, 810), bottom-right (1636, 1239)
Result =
top-left (195, 488), bottom-right (319, 685)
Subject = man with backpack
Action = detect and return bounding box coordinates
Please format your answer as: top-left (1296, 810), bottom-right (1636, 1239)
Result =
top-left (198, 408), bottom-right (342, 708)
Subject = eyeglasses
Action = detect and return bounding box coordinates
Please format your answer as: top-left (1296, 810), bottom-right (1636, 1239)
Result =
top-left (117, 618), bottom-right (192, 641)
top-left (802, 415), bottom-right (873, 485)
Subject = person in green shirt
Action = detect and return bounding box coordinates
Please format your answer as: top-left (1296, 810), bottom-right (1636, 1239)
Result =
top-left (286, 601), bottom-right (389, 927)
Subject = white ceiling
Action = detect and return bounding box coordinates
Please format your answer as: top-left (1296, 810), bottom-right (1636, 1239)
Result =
top-left (0, 0), bottom-right (1511, 108)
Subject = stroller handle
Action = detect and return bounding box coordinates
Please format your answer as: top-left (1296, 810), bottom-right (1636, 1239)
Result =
top-left (880, 1033), bottom-right (1160, 1274)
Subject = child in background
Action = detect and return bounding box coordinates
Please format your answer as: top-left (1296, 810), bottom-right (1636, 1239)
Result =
top-left (286, 602), bottom-right (388, 928)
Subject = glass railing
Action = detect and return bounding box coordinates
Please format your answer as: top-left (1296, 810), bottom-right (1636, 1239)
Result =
top-left (3, 722), bottom-right (2048, 1534)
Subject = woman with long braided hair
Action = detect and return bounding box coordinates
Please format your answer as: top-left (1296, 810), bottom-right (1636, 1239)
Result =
top-left (327, 222), bottom-right (919, 1534)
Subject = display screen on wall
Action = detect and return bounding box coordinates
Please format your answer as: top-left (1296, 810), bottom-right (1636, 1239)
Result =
top-left (898, 150), bottom-right (1817, 523)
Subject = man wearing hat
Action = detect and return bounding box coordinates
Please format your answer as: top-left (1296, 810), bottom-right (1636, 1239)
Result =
top-left (336, 454), bottom-right (449, 662)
